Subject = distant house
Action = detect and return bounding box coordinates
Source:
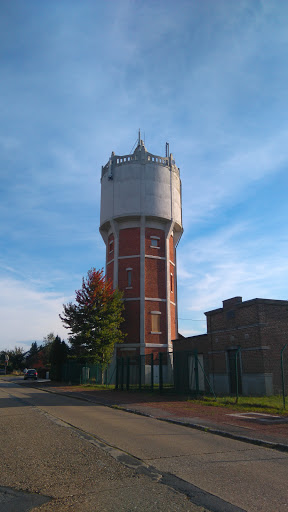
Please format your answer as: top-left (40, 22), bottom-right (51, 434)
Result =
top-left (173, 297), bottom-right (288, 396)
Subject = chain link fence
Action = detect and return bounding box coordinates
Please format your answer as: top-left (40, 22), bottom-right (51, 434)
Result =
top-left (173, 345), bottom-right (288, 399)
top-left (115, 352), bottom-right (174, 391)
top-left (59, 344), bottom-right (288, 400)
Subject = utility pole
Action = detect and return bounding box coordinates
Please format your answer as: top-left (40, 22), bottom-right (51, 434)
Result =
top-left (4, 354), bottom-right (9, 375)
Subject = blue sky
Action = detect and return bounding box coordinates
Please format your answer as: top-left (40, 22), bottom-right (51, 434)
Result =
top-left (1, 0), bottom-right (288, 351)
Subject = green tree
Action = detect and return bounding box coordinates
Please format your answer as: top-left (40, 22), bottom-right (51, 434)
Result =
top-left (0, 351), bottom-right (7, 371)
top-left (26, 341), bottom-right (39, 368)
top-left (7, 346), bottom-right (24, 370)
top-left (41, 332), bottom-right (56, 366)
top-left (49, 335), bottom-right (69, 381)
top-left (60, 268), bottom-right (125, 369)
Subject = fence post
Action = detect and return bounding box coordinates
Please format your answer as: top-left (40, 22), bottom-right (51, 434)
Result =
top-left (235, 348), bottom-right (241, 404)
top-left (115, 358), bottom-right (119, 389)
top-left (126, 357), bottom-right (130, 391)
top-left (121, 358), bottom-right (124, 391)
top-left (159, 352), bottom-right (163, 392)
top-left (281, 344), bottom-right (287, 409)
top-left (194, 349), bottom-right (199, 394)
top-left (151, 353), bottom-right (154, 391)
top-left (138, 355), bottom-right (142, 391)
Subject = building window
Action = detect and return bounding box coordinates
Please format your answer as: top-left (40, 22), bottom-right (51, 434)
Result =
top-left (109, 240), bottom-right (113, 253)
top-left (126, 268), bottom-right (132, 288)
top-left (170, 273), bottom-right (173, 292)
top-left (150, 236), bottom-right (160, 248)
top-left (151, 311), bottom-right (161, 333)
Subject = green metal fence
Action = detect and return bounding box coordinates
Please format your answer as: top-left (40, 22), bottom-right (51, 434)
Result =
top-left (60, 345), bottom-right (288, 400)
top-left (61, 360), bottom-right (116, 386)
top-left (173, 350), bottom-right (215, 396)
top-left (115, 352), bottom-right (174, 391)
top-left (173, 346), bottom-right (288, 398)
top-left (61, 352), bottom-right (174, 391)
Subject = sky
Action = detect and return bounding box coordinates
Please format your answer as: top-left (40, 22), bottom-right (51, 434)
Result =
top-left (1, 0), bottom-right (288, 351)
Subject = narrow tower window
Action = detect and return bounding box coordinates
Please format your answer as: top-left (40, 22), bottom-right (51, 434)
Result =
top-left (151, 311), bottom-right (161, 333)
top-left (126, 268), bottom-right (132, 288)
top-left (170, 273), bottom-right (173, 292)
top-left (150, 236), bottom-right (160, 248)
top-left (109, 240), bottom-right (114, 253)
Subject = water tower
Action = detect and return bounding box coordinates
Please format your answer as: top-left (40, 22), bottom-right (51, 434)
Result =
top-left (100, 132), bottom-right (183, 363)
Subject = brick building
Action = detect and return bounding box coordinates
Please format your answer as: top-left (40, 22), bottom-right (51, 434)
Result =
top-left (99, 134), bottom-right (183, 372)
top-left (173, 296), bottom-right (288, 395)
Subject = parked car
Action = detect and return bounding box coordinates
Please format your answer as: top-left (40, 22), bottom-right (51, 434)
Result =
top-left (24, 369), bottom-right (38, 380)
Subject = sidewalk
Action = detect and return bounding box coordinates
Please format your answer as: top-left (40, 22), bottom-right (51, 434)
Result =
top-left (35, 382), bottom-right (288, 452)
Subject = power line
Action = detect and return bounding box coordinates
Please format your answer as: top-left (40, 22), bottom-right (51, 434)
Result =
top-left (178, 318), bottom-right (205, 321)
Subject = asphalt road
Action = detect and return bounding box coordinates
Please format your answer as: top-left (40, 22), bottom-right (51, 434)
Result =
top-left (1, 378), bottom-right (288, 511)
top-left (0, 379), bottom-right (203, 512)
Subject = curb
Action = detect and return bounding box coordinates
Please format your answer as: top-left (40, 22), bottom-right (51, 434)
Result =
top-left (34, 385), bottom-right (288, 454)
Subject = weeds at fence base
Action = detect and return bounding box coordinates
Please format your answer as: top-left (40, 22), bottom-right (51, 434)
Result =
top-left (78, 383), bottom-right (176, 394)
top-left (80, 383), bottom-right (115, 391)
top-left (187, 395), bottom-right (288, 416)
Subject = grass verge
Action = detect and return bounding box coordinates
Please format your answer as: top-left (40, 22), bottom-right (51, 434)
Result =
top-left (187, 395), bottom-right (288, 416)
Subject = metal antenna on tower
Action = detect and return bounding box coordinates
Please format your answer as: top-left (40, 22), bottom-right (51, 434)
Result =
top-left (129, 130), bottom-right (140, 154)
top-left (166, 142), bottom-right (169, 158)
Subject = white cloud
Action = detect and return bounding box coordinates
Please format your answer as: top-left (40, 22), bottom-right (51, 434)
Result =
top-left (177, 222), bottom-right (288, 336)
top-left (0, 277), bottom-right (70, 351)
top-left (180, 129), bottom-right (288, 230)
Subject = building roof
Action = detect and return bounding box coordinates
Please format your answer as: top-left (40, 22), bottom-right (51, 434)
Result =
top-left (205, 296), bottom-right (288, 316)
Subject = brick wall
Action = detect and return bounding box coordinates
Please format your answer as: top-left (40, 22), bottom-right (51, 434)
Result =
top-left (207, 302), bottom-right (259, 334)
top-left (169, 234), bottom-right (174, 262)
top-left (105, 225), bottom-right (180, 357)
top-left (117, 228), bottom-right (141, 345)
top-left (170, 262), bottom-right (175, 300)
top-left (119, 227), bottom-right (140, 256)
top-left (118, 257), bottom-right (140, 298)
top-left (122, 301), bottom-right (140, 343)
top-left (106, 260), bottom-right (114, 284)
top-left (107, 233), bottom-right (114, 263)
top-left (174, 297), bottom-right (288, 394)
top-left (170, 303), bottom-right (176, 341)
top-left (145, 258), bottom-right (166, 299)
top-left (145, 228), bottom-right (165, 257)
top-left (258, 301), bottom-right (288, 391)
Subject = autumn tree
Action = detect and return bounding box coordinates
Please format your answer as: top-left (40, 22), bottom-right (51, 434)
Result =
top-left (59, 268), bottom-right (125, 368)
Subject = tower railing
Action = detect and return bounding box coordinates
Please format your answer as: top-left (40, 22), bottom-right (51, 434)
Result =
top-left (101, 151), bottom-right (177, 178)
